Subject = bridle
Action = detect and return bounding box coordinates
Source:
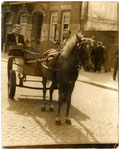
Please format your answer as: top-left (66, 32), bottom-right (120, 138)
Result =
top-left (75, 34), bottom-right (93, 63)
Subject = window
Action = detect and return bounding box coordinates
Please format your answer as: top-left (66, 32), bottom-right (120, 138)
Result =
top-left (61, 11), bottom-right (70, 41)
top-left (5, 13), bottom-right (12, 41)
top-left (50, 12), bottom-right (58, 41)
top-left (20, 14), bottom-right (27, 24)
top-left (21, 15), bottom-right (27, 23)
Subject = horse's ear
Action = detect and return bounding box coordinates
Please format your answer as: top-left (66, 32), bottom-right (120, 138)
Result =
top-left (76, 34), bottom-right (79, 41)
top-left (76, 34), bottom-right (81, 43)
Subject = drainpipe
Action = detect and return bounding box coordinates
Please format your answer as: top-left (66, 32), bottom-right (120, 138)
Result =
top-left (80, 1), bottom-right (88, 33)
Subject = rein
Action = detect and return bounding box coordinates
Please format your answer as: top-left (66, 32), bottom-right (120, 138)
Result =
top-left (26, 36), bottom-right (56, 49)
top-left (41, 62), bottom-right (60, 72)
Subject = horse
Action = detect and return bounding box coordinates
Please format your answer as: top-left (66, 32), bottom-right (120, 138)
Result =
top-left (40, 33), bottom-right (94, 125)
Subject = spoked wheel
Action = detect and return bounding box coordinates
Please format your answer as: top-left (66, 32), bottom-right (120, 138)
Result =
top-left (8, 70), bottom-right (16, 99)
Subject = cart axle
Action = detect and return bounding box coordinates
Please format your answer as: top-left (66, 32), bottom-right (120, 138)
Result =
top-left (16, 84), bottom-right (50, 90)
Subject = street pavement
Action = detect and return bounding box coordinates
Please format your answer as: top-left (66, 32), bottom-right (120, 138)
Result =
top-left (1, 52), bottom-right (119, 147)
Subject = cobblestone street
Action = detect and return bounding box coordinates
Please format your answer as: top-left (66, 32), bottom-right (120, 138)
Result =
top-left (1, 1), bottom-right (119, 148)
top-left (1, 58), bottom-right (119, 147)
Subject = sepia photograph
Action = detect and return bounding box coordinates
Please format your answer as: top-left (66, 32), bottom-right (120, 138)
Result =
top-left (1, 1), bottom-right (119, 148)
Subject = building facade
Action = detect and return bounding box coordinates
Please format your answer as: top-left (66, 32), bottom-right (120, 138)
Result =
top-left (2, 1), bottom-right (83, 47)
top-left (2, 1), bottom-right (119, 68)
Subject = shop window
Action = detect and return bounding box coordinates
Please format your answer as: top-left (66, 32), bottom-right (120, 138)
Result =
top-left (50, 12), bottom-right (58, 41)
top-left (61, 11), bottom-right (70, 41)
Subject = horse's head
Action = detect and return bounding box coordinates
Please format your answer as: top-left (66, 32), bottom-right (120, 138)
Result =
top-left (75, 34), bottom-right (94, 72)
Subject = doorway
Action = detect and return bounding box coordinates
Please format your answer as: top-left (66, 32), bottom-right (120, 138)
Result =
top-left (2, 12), bottom-right (12, 51)
top-left (32, 12), bottom-right (43, 46)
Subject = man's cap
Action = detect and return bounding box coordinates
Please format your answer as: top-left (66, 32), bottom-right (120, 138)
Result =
top-left (14, 24), bottom-right (22, 29)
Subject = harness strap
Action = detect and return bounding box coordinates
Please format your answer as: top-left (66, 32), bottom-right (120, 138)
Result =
top-left (41, 63), bottom-right (60, 72)
top-left (81, 56), bottom-right (93, 62)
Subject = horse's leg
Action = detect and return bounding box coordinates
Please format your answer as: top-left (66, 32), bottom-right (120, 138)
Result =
top-left (65, 95), bottom-right (71, 124)
top-left (49, 81), bottom-right (55, 111)
top-left (65, 82), bottom-right (75, 125)
top-left (41, 77), bottom-right (47, 111)
top-left (55, 84), bottom-right (63, 125)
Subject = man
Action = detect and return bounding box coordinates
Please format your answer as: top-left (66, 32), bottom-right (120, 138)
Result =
top-left (60, 29), bottom-right (71, 49)
top-left (94, 41), bottom-right (103, 72)
top-left (91, 42), bottom-right (95, 65)
top-left (63, 29), bottom-right (71, 41)
top-left (101, 43), bottom-right (107, 73)
top-left (113, 49), bottom-right (119, 81)
top-left (6, 24), bottom-right (26, 56)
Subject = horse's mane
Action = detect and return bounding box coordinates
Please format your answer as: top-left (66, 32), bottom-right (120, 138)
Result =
top-left (81, 37), bottom-right (95, 44)
top-left (61, 33), bottom-right (82, 59)
top-left (77, 32), bottom-right (95, 43)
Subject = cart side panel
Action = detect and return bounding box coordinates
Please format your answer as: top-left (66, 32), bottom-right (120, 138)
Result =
top-left (15, 58), bottom-right (24, 73)
top-left (15, 58), bottom-right (43, 76)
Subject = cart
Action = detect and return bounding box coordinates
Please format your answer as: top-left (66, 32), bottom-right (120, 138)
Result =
top-left (7, 40), bottom-right (57, 99)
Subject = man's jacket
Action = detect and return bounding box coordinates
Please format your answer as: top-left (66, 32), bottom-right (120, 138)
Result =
top-left (94, 46), bottom-right (103, 58)
top-left (102, 46), bottom-right (107, 59)
top-left (6, 33), bottom-right (25, 46)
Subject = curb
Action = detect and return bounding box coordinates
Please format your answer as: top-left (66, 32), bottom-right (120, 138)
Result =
top-left (2, 58), bottom-right (118, 92)
top-left (1, 59), bottom-right (8, 62)
top-left (77, 79), bottom-right (118, 92)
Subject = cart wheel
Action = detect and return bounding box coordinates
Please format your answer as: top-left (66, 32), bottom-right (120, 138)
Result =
top-left (8, 70), bottom-right (16, 99)
top-left (7, 57), bottom-right (14, 80)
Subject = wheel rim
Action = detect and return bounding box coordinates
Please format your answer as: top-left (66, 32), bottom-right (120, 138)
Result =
top-left (8, 70), bottom-right (16, 99)
top-left (8, 80), bottom-right (11, 96)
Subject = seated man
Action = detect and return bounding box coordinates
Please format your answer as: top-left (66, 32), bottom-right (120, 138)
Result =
top-left (6, 24), bottom-right (26, 56)
top-left (63, 29), bottom-right (71, 42)
top-left (60, 29), bottom-right (71, 49)
top-left (56, 29), bottom-right (71, 50)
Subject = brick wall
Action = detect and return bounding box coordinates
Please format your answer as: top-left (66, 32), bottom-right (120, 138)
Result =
top-left (83, 31), bottom-right (119, 69)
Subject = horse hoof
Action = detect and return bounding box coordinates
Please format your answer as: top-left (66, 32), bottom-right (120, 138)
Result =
top-left (66, 119), bottom-right (71, 125)
top-left (49, 107), bottom-right (54, 112)
top-left (41, 107), bottom-right (46, 111)
top-left (55, 120), bottom-right (61, 125)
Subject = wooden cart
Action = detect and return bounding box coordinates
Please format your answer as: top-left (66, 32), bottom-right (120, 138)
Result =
top-left (7, 40), bottom-right (57, 99)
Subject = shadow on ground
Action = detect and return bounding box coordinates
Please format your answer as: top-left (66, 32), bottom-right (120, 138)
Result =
top-left (7, 96), bottom-right (99, 144)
